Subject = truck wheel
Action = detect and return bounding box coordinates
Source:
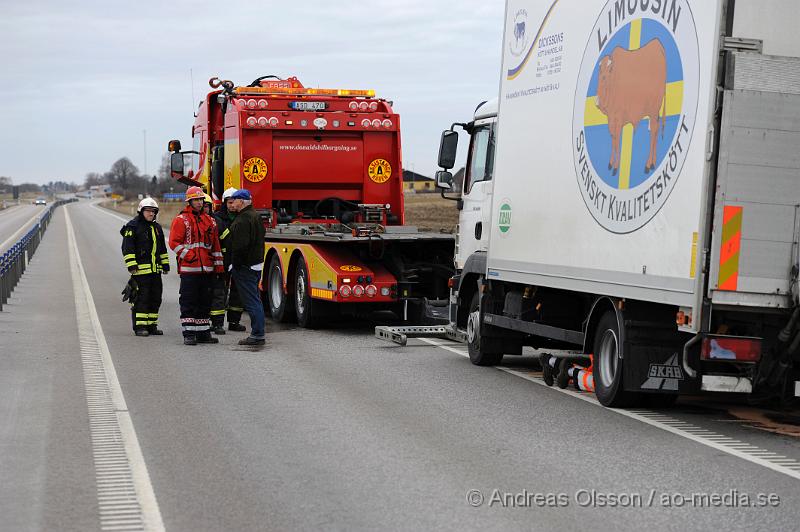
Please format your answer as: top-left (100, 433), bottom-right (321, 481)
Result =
top-left (641, 393), bottom-right (678, 409)
top-left (593, 311), bottom-right (638, 407)
top-left (267, 254), bottom-right (294, 322)
top-left (294, 257), bottom-right (320, 328)
top-left (467, 292), bottom-right (503, 366)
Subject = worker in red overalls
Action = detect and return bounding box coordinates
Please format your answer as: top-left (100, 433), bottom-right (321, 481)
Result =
top-left (168, 186), bottom-right (224, 345)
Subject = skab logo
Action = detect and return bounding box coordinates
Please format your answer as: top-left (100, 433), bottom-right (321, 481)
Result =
top-left (572, 0), bottom-right (700, 233)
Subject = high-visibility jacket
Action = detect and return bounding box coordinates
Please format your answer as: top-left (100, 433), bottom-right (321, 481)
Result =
top-left (168, 206), bottom-right (224, 275)
top-left (120, 215), bottom-right (169, 275)
top-left (212, 208), bottom-right (236, 269)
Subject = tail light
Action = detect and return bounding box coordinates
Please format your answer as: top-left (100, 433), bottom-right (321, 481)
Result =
top-left (382, 119), bottom-right (392, 128)
top-left (358, 101), bottom-right (369, 112)
top-left (361, 119), bottom-right (371, 128)
top-left (257, 117), bottom-right (268, 128)
top-left (701, 336), bottom-right (762, 362)
top-left (349, 101), bottom-right (359, 111)
top-left (246, 116), bottom-right (257, 127)
top-left (352, 285), bottom-right (365, 297)
top-left (369, 101), bottom-right (378, 112)
top-left (339, 285), bottom-right (352, 298)
top-left (247, 99), bottom-right (257, 109)
top-left (257, 100), bottom-right (268, 109)
top-left (371, 119), bottom-right (381, 128)
top-left (268, 117), bottom-right (279, 127)
top-left (365, 285), bottom-right (377, 298)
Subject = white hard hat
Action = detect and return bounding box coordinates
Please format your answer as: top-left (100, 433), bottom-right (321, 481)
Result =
top-left (222, 187), bottom-right (238, 201)
top-left (138, 197), bottom-right (159, 213)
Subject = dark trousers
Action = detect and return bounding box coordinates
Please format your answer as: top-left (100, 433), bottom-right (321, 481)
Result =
top-left (179, 274), bottom-right (213, 338)
top-left (231, 267), bottom-right (265, 339)
top-left (210, 274), bottom-right (243, 326)
top-left (131, 273), bottom-right (162, 332)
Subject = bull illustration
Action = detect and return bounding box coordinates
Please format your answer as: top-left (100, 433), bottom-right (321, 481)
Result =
top-left (514, 21), bottom-right (526, 46)
top-left (595, 39), bottom-right (667, 176)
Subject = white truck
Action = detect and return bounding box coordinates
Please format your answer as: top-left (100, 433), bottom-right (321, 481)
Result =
top-left (378, 0), bottom-right (800, 407)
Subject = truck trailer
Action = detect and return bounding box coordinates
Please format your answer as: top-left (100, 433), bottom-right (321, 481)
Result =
top-left (169, 76), bottom-right (454, 327)
top-left (378, 0), bottom-right (800, 407)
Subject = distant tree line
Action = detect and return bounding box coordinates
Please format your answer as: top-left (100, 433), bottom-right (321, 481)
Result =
top-left (84, 154), bottom-right (186, 200)
top-left (0, 176), bottom-right (78, 195)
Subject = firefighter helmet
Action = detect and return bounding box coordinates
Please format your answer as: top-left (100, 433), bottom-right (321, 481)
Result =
top-left (137, 197), bottom-right (159, 213)
top-left (222, 187), bottom-right (238, 201)
top-left (203, 193), bottom-right (212, 204)
top-left (185, 186), bottom-right (205, 202)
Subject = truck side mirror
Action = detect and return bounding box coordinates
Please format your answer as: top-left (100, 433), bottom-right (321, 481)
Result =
top-left (437, 130), bottom-right (459, 170)
top-left (435, 170), bottom-right (453, 191)
top-left (170, 152), bottom-right (185, 176)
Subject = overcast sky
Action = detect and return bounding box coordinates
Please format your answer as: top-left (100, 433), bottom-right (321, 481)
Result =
top-left (0, 0), bottom-right (504, 185)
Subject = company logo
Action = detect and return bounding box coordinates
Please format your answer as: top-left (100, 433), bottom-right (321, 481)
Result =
top-left (368, 158), bottom-right (392, 184)
top-left (572, 0), bottom-right (699, 233)
top-left (498, 201), bottom-right (512, 234)
top-left (339, 265), bottom-right (363, 272)
top-left (641, 353), bottom-right (684, 391)
top-left (506, 1), bottom-right (560, 80)
top-left (243, 156), bottom-right (268, 183)
top-left (509, 9), bottom-right (529, 57)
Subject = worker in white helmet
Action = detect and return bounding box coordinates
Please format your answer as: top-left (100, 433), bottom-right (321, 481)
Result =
top-left (120, 197), bottom-right (169, 336)
top-left (210, 187), bottom-right (244, 333)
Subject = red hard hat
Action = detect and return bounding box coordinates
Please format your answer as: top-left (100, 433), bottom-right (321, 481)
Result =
top-left (185, 186), bottom-right (205, 202)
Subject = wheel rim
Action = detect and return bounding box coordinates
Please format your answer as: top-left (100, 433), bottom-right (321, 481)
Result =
top-left (296, 270), bottom-right (307, 314)
top-left (598, 328), bottom-right (619, 385)
top-left (269, 265), bottom-right (283, 309)
top-left (467, 310), bottom-right (479, 343)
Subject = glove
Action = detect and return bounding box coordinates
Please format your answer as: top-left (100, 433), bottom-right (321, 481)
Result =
top-left (162, 267), bottom-right (170, 275)
top-left (121, 278), bottom-right (139, 304)
top-left (128, 266), bottom-right (138, 274)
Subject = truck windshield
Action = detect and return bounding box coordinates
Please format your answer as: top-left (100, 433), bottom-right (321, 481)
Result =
top-left (465, 124), bottom-right (495, 193)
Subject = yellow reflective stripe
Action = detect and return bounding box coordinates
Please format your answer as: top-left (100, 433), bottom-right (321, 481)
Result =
top-left (228, 306), bottom-right (244, 312)
top-left (220, 228), bottom-right (230, 240)
top-left (210, 310), bottom-right (226, 316)
top-left (135, 313), bottom-right (149, 318)
top-left (123, 254), bottom-right (136, 260)
top-left (150, 226), bottom-right (157, 272)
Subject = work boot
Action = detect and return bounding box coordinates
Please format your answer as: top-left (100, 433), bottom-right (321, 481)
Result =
top-left (196, 332), bottom-right (220, 344)
top-left (147, 326), bottom-right (164, 336)
top-left (228, 322), bottom-right (246, 332)
top-left (184, 334), bottom-right (197, 346)
top-left (238, 336), bottom-right (265, 346)
top-left (556, 358), bottom-right (571, 389)
top-left (212, 326), bottom-right (226, 335)
top-left (134, 329), bottom-right (150, 337)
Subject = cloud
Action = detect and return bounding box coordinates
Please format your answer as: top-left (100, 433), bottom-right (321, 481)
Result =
top-left (0, 0), bottom-right (503, 183)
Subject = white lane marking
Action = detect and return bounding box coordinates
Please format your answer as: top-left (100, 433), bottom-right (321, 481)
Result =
top-left (0, 209), bottom-right (42, 252)
top-left (65, 206), bottom-right (165, 531)
top-left (420, 337), bottom-right (800, 482)
top-left (93, 203), bottom-right (130, 223)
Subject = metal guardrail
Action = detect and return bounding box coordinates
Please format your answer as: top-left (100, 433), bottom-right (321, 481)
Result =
top-left (0, 199), bottom-right (77, 310)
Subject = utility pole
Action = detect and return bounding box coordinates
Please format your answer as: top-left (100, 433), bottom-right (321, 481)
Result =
top-left (143, 129), bottom-right (147, 176)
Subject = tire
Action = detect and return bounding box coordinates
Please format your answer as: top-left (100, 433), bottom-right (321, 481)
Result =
top-left (267, 254), bottom-right (294, 322)
top-left (294, 257), bottom-right (321, 328)
top-left (593, 311), bottom-right (639, 407)
top-left (467, 292), bottom-right (503, 366)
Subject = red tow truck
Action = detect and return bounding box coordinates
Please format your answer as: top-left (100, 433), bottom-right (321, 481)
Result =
top-left (169, 75), bottom-right (454, 327)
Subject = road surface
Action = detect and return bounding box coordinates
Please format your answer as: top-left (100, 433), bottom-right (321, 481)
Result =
top-left (1, 200), bottom-right (799, 531)
top-left (0, 203), bottom-right (45, 252)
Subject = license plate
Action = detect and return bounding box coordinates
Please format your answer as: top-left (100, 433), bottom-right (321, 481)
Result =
top-left (291, 101), bottom-right (327, 111)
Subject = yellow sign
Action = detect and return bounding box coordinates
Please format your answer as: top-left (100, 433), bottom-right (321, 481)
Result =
top-left (368, 159), bottom-right (392, 183)
top-left (340, 265), bottom-right (363, 272)
top-left (243, 157), bottom-right (268, 182)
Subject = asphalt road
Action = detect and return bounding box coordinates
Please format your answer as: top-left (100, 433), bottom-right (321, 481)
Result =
top-left (1, 199), bottom-right (799, 531)
top-left (0, 203), bottom-right (45, 252)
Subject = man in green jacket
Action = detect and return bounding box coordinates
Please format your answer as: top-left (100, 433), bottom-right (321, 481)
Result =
top-left (227, 189), bottom-right (267, 346)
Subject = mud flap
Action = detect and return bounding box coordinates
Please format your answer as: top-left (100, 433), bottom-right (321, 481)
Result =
top-left (623, 325), bottom-right (701, 394)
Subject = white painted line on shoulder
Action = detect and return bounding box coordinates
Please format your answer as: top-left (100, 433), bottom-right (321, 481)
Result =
top-left (420, 337), bottom-right (800, 482)
top-left (65, 206), bottom-right (165, 531)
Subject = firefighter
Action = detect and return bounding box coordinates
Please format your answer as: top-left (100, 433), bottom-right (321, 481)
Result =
top-left (209, 187), bottom-right (243, 334)
top-left (169, 186), bottom-right (224, 345)
top-left (227, 189), bottom-right (267, 346)
top-left (203, 193), bottom-right (213, 215)
top-left (121, 197), bottom-right (169, 336)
